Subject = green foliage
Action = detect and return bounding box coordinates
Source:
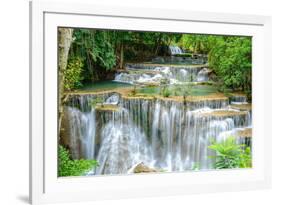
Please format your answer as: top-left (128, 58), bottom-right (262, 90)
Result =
top-left (58, 145), bottom-right (99, 177)
top-left (161, 85), bottom-right (171, 97)
top-left (182, 84), bottom-right (192, 96)
top-left (65, 28), bottom-right (251, 98)
top-left (91, 31), bottom-right (116, 70)
top-left (179, 34), bottom-right (217, 54)
top-left (208, 137), bottom-right (252, 169)
top-left (90, 97), bottom-right (104, 108)
top-left (208, 37), bottom-right (252, 94)
top-left (191, 162), bottom-right (200, 171)
top-left (64, 57), bottom-right (84, 91)
top-left (160, 77), bottom-right (170, 85)
top-left (70, 29), bottom-right (116, 82)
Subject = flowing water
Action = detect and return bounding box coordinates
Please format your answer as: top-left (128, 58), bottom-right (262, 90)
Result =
top-left (169, 45), bottom-right (183, 55)
top-left (64, 91), bottom-right (251, 175)
top-left (114, 64), bottom-right (209, 85)
top-left (63, 61), bottom-right (251, 175)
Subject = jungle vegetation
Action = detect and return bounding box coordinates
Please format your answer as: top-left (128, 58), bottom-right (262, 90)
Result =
top-left (60, 29), bottom-right (251, 96)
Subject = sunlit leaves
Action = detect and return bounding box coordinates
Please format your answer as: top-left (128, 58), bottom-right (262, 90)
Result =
top-left (58, 145), bottom-right (99, 177)
top-left (208, 137), bottom-right (252, 169)
top-left (64, 57), bottom-right (84, 90)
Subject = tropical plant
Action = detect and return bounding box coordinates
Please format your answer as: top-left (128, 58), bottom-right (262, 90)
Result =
top-left (58, 145), bottom-right (99, 177)
top-left (63, 57), bottom-right (84, 91)
top-left (208, 137), bottom-right (252, 169)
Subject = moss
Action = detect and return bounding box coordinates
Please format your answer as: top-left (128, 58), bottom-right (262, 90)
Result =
top-left (123, 95), bottom-right (154, 100)
top-left (229, 92), bottom-right (247, 97)
top-left (66, 87), bottom-right (231, 105)
top-left (95, 104), bottom-right (119, 112)
top-left (230, 104), bottom-right (252, 111)
top-left (136, 82), bottom-right (160, 87)
top-left (186, 93), bottom-right (228, 102)
top-left (133, 63), bottom-right (207, 68)
top-left (199, 110), bottom-right (247, 117)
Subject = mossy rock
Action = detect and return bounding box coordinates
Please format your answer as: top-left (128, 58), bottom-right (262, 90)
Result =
top-left (95, 104), bottom-right (119, 112)
top-left (199, 110), bottom-right (247, 117)
top-left (230, 104), bottom-right (252, 111)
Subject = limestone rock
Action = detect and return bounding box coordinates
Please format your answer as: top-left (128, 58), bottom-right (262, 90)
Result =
top-left (132, 162), bottom-right (157, 173)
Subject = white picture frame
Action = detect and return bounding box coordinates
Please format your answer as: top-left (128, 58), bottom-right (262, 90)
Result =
top-left (30, 0), bottom-right (272, 204)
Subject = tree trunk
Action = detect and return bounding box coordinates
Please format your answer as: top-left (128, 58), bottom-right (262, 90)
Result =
top-left (154, 34), bottom-right (163, 56)
top-left (119, 43), bottom-right (124, 69)
top-left (58, 28), bottom-right (73, 135)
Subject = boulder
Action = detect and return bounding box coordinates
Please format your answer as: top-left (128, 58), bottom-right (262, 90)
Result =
top-left (131, 162), bottom-right (157, 173)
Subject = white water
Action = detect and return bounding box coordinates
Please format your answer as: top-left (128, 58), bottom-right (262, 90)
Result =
top-left (104, 94), bottom-right (119, 105)
top-left (197, 67), bottom-right (210, 82)
top-left (169, 45), bottom-right (183, 55)
top-left (65, 91), bottom-right (251, 175)
top-left (114, 65), bottom-right (207, 85)
top-left (230, 95), bottom-right (248, 104)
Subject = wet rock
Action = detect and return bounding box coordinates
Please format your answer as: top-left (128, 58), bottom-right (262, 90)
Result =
top-left (237, 128), bottom-right (252, 138)
top-left (132, 162), bottom-right (157, 173)
top-left (197, 67), bottom-right (212, 82)
top-left (105, 94), bottom-right (120, 105)
top-left (230, 103), bottom-right (252, 111)
top-left (95, 104), bottom-right (119, 112)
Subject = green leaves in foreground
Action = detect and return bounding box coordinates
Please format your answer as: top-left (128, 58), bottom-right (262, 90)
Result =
top-left (208, 137), bottom-right (252, 169)
top-left (58, 145), bottom-right (99, 177)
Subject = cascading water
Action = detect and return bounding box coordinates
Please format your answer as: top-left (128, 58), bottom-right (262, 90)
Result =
top-left (114, 64), bottom-right (209, 85)
top-left (169, 45), bottom-right (183, 55)
top-left (64, 91), bottom-right (251, 175)
top-left (197, 67), bottom-right (210, 82)
top-left (230, 95), bottom-right (247, 104)
top-left (66, 106), bottom-right (96, 159)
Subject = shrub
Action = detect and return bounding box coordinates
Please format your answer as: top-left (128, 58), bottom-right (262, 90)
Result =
top-left (64, 57), bottom-right (84, 91)
top-left (58, 145), bottom-right (99, 177)
top-left (161, 86), bottom-right (171, 97)
top-left (208, 137), bottom-right (252, 169)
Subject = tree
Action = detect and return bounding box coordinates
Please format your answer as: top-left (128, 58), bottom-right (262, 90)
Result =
top-left (70, 29), bottom-right (116, 81)
top-left (179, 34), bottom-right (216, 54)
top-left (208, 36), bottom-right (252, 94)
top-left (58, 28), bottom-right (73, 132)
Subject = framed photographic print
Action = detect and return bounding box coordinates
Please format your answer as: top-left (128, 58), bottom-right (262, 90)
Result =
top-left (30, 0), bottom-right (272, 204)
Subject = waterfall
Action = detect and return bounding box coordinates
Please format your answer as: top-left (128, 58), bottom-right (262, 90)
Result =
top-left (64, 93), bottom-right (251, 175)
top-left (230, 95), bottom-right (247, 104)
top-left (114, 65), bottom-right (209, 84)
top-left (197, 67), bottom-right (210, 82)
top-left (169, 45), bottom-right (183, 55)
top-left (66, 106), bottom-right (96, 159)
